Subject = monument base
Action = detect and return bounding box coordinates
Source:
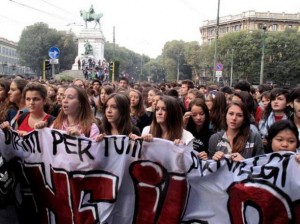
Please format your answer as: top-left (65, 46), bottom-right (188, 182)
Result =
top-left (72, 28), bottom-right (105, 70)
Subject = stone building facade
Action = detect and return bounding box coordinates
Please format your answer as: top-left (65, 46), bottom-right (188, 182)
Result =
top-left (200, 11), bottom-right (300, 44)
top-left (0, 37), bottom-right (32, 76)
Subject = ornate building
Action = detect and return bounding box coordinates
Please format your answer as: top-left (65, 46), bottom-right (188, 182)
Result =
top-left (200, 11), bottom-right (300, 44)
top-left (0, 37), bottom-right (30, 76)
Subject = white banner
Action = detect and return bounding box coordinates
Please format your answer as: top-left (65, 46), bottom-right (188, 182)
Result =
top-left (0, 128), bottom-right (300, 223)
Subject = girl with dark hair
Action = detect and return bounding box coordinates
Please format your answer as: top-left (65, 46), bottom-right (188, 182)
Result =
top-left (266, 120), bottom-right (300, 162)
top-left (96, 93), bottom-right (140, 138)
top-left (141, 95), bottom-right (194, 145)
top-left (0, 79), bottom-right (18, 123)
top-left (52, 85), bottom-right (99, 138)
top-left (208, 101), bottom-right (264, 161)
top-left (259, 88), bottom-right (290, 143)
top-left (209, 91), bottom-right (227, 132)
top-left (183, 98), bottom-right (212, 153)
top-left (231, 90), bottom-right (259, 134)
top-left (129, 89), bottom-right (151, 132)
top-left (96, 85), bottom-right (114, 120)
top-left (12, 82), bottom-right (55, 136)
top-left (51, 85), bottom-right (68, 117)
top-left (7, 78), bottom-right (28, 128)
top-left (146, 88), bottom-right (160, 111)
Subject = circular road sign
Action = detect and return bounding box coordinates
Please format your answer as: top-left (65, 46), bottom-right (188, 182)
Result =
top-left (48, 47), bottom-right (60, 59)
top-left (215, 63), bottom-right (223, 71)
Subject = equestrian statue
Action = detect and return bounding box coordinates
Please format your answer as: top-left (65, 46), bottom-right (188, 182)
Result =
top-left (80, 5), bottom-right (103, 29)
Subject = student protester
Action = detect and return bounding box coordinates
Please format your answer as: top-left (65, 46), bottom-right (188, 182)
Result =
top-left (146, 87), bottom-right (160, 111)
top-left (91, 79), bottom-right (102, 108)
top-left (255, 91), bottom-right (271, 124)
top-left (96, 85), bottom-right (114, 121)
top-left (259, 88), bottom-right (290, 144)
top-left (166, 88), bottom-right (186, 114)
top-left (0, 82), bottom-right (56, 223)
top-left (185, 89), bottom-right (205, 106)
top-left (220, 86), bottom-right (233, 104)
top-left (51, 85), bottom-right (68, 117)
top-left (118, 77), bottom-right (129, 90)
top-left (180, 80), bottom-right (194, 110)
top-left (198, 85), bottom-right (207, 95)
top-left (266, 120), bottom-right (300, 162)
top-left (146, 91), bottom-right (164, 122)
top-left (47, 84), bottom-right (57, 103)
top-left (0, 80), bottom-right (18, 123)
top-left (208, 101), bottom-right (264, 161)
top-left (231, 91), bottom-right (259, 134)
top-left (0, 82), bottom-right (55, 135)
top-left (72, 79), bottom-right (86, 89)
top-left (95, 93), bottom-right (140, 142)
top-left (234, 80), bottom-right (251, 93)
top-left (51, 85), bottom-right (100, 139)
top-left (129, 89), bottom-right (152, 132)
top-left (7, 79), bottom-right (28, 128)
top-left (288, 87), bottom-right (300, 140)
top-left (183, 98), bottom-right (212, 154)
top-left (141, 95), bottom-right (194, 145)
top-left (209, 91), bottom-right (227, 132)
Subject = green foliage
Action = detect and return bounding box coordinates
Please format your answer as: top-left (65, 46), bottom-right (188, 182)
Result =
top-left (19, 23), bottom-right (298, 85)
top-left (17, 22), bottom-right (77, 75)
top-left (58, 75), bottom-right (74, 82)
top-left (198, 29), bottom-right (300, 85)
top-left (104, 42), bottom-right (150, 82)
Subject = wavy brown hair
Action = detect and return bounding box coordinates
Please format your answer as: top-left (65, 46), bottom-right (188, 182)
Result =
top-left (150, 95), bottom-right (183, 141)
top-left (210, 91), bottom-right (227, 131)
top-left (0, 80), bottom-right (16, 122)
top-left (225, 101), bottom-right (251, 153)
top-left (97, 85), bottom-right (114, 113)
top-left (129, 89), bottom-right (145, 117)
top-left (52, 85), bottom-right (96, 137)
top-left (101, 93), bottom-right (133, 135)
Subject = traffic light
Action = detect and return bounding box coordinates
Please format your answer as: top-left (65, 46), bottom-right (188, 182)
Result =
top-left (109, 61), bottom-right (114, 77)
top-left (44, 60), bottom-right (51, 71)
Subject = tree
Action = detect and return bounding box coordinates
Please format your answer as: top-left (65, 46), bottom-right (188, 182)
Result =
top-left (104, 42), bottom-right (150, 82)
top-left (17, 22), bottom-right (77, 75)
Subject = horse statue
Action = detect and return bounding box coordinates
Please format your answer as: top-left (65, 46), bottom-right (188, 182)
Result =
top-left (80, 10), bottom-right (103, 29)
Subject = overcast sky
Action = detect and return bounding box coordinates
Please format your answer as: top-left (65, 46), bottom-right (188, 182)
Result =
top-left (0, 0), bottom-right (299, 58)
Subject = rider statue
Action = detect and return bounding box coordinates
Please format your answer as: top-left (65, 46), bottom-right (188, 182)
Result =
top-left (80, 5), bottom-right (103, 29)
top-left (84, 40), bottom-right (93, 55)
top-left (88, 5), bottom-right (94, 20)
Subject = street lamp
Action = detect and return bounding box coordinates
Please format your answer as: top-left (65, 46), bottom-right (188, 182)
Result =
top-left (230, 49), bottom-right (234, 87)
top-left (213, 0), bottom-right (221, 83)
top-left (177, 53), bottom-right (182, 83)
top-left (260, 24), bottom-right (267, 85)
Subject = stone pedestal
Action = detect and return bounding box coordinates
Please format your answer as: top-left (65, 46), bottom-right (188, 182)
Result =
top-left (72, 28), bottom-right (105, 70)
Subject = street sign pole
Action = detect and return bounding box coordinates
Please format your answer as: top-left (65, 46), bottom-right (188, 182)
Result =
top-left (42, 60), bottom-right (46, 81)
top-left (48, 47), bottom-right (60, 79)
top-left (52, 64), bottom-right (55, 78)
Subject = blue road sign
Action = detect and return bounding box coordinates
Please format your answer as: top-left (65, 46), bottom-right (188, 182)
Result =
top-left (215, 63), bottom-right (223, 71)
top-left (48, 47), bottom-right (60, 59)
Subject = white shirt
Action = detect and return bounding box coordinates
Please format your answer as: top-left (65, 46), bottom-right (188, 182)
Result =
top-left (142, 126), bottom-right (194, 146)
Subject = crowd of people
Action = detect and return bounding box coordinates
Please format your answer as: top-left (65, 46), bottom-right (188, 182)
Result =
top-left (0, 75), bottom-right (300, 222)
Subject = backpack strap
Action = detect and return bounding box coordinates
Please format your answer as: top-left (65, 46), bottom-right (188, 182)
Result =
top-left (16, 111), bottom-right (29, 127)
top-left (46, 115), bottom-right (56, 127)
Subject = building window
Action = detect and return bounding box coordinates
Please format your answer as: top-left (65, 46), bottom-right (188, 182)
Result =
top-left (272, 24), bottom-right (278, 31)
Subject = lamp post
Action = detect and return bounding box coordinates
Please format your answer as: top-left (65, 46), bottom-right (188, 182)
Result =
top-left (177, 53), bottom-right (182, 83)
top-left (230, 49), bottom-right (234, 87)
top-left (140, 54), bottom-right (143, 82)
top-left (213, 0), bottom-right (221, 83)
top-left (260, 24), bottom-right (267, 85)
